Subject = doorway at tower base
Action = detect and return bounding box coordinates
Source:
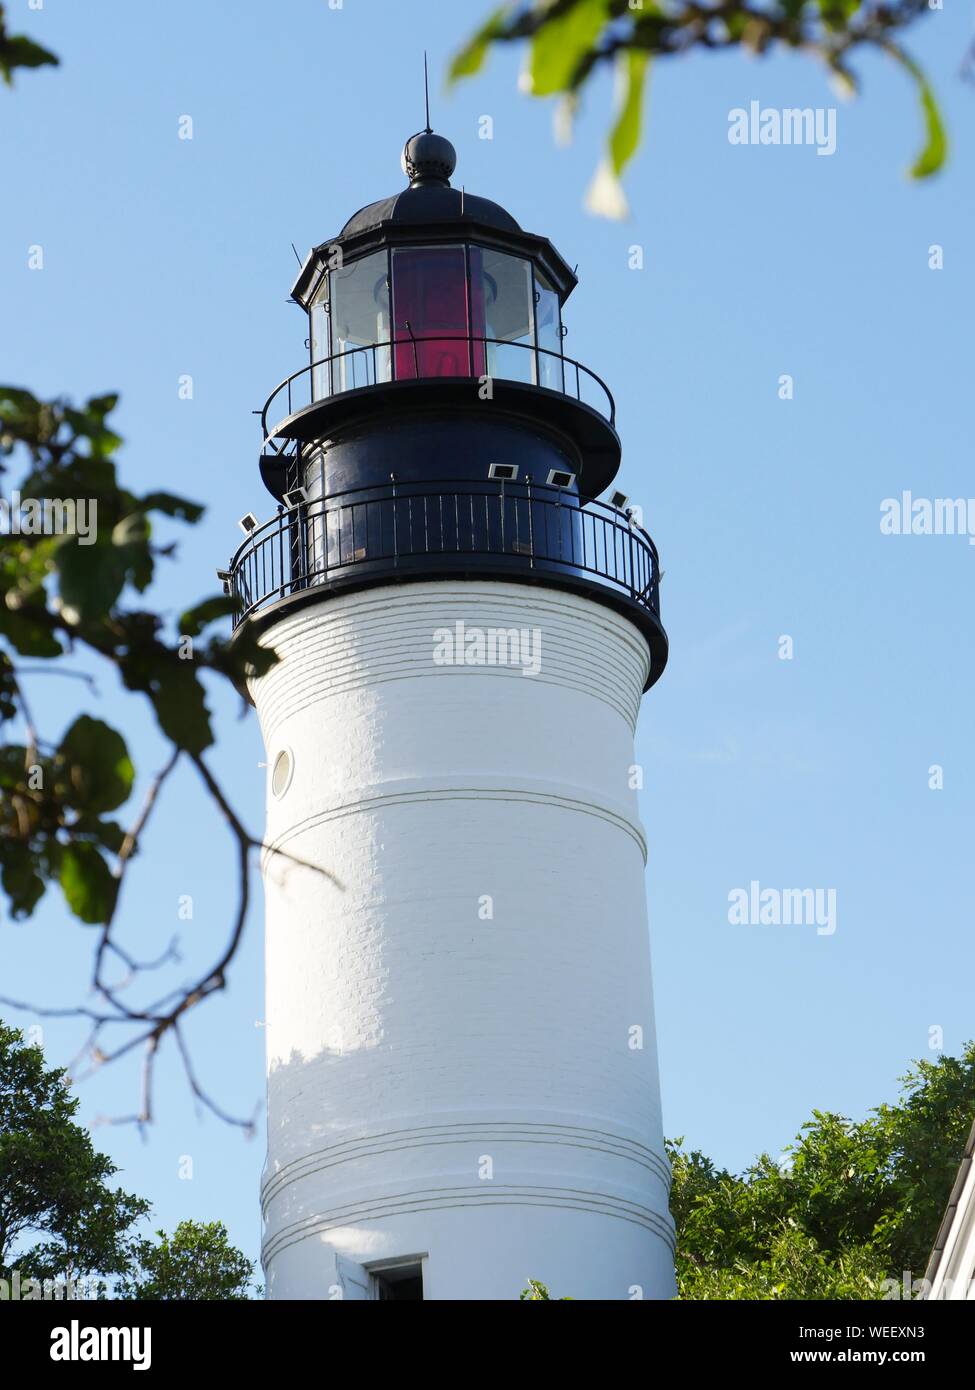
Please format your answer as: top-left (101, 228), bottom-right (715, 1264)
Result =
top-left (264, 1202), bottom-right (675, 1300)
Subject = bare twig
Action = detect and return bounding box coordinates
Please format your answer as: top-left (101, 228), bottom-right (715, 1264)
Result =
top-left (174, 1022), bottom-right (258, 1134)
top-left (16, 665), bottom-right (99, 693)
top-left (92, 748), bottom-right (180, 1001)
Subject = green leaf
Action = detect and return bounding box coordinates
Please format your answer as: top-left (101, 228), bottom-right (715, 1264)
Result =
top-left (179, 595), bottom-right (234, 637)
top-left (885, 45), bottom-right (947, 179)
top-left (58, 715), bottom-right (134, 813)
top-left (0, 605), bottom-right (63, 658)
top-left (609, 49), bottom-right (650, 176)
top-left (149, 668), bottom-right (213, 755)
top-left (150, 672), bottom-right (211, 750)
top-left (63, 396), bottom-right (122, 447)
top-left (0, 385), bottom-right (44, 442)
top-left (0, 662), bottom-right (17, 721)
top-left (73, 815), bottom-right (128, 855)
top-left (84, 392), bottom-right (120, 422)
top-left (0, 841), bottom-right (46, 918)
top-left (0, 33), bottom-right (59, 88)
top-left (59, 843), bottom-right (117, 924)
top-left (526, 0), bottom-right (608, 97)
top-left (112, 514), bottom-right (150, 547)
top-left (584, 45), bottom-right (650, 218)
top-left (137, 492), bottom-right (205, 523)
top-left (209, 626), bottom-right (279, 682)
top-left (448, 4), bottom-right (511, 84)
top-left (816, 0), bottom-right (861, 27)
top-left (55, 538), bottom-right (128, 621)
top-left (117, 633), bottom-right (214, 754)
top-left (110, 513), bottom-right (154, 592)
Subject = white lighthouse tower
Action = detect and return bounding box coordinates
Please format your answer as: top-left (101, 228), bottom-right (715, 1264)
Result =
top-left (229, 131), bottom-right (673, 1300)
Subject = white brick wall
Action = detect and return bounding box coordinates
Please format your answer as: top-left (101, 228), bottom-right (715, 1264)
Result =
top-left (252, 581), bottom-right (675, 1300)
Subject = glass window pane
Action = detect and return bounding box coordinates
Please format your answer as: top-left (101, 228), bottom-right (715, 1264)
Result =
top-left (472, 248), bottom-right (535, 385)
top-left (310, 300), bottom-right (329, 401)
top-left (391, 246), bottom-right (470, 379)
top-left (535, 270), bottom-right (564, 393)
top-left (328, 251), bottom-right (391, 393)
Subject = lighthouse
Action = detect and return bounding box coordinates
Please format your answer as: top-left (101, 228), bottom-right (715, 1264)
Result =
top-left (228, 130), bottom-right (673, 1301)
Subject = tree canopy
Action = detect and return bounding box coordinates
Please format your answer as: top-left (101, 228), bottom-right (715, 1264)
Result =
top-left (0, 1023), bottom-right (255, 1297)
top-left (116, 1220), bottom-right (256, 1301)
top-left (670, 1042), bottom-right (975, 1298)
top-left (0, 1021), bottom-right (148, 1285)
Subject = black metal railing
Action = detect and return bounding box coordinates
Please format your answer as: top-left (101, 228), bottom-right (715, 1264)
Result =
top-left (260, 336), bottom-right (616, 453)
top-left (229, 477), bottom-right (659, 630)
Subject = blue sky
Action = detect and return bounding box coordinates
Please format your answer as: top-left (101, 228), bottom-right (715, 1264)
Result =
top-left (2, 0), bottom-right (972, 1277)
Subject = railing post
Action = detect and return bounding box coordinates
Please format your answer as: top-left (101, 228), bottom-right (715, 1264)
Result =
top-left (627, 512), bottom-right (636, 599)
top-left (526, 474), bottom-right (534, 568)
top-left (277, 505), bottom-right (286, 602)
top-left (390, 472), bottom-right (398, 569)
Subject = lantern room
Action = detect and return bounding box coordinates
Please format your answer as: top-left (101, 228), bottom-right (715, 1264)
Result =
top-left (294, 131), bottom-right (571, 397)
top-left (265, 130), bottom-right (622, 502)
top-left (310, 234), bottom-right (565, 394)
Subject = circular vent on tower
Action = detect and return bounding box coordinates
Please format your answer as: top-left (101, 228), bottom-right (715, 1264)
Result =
top-left (271, 748), bottom-right (294, 799)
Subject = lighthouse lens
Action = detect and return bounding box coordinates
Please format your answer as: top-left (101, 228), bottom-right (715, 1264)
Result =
top-left (391, 245), bottom-right (470, 379)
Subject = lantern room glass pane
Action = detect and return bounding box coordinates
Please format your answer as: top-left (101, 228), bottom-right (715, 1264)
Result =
top-left (534, 270), bottom-right (564, 393)
top-left (328, 250), bottom-right (391, 395)
top-left (310, 297), bottom-right (329, 401)
top-left (391, 246), bottom-right (471, 379)
top-left (471, 248), bottom-right (535, 385)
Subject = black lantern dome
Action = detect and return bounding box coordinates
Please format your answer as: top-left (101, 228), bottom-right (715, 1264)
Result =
top-left (334, 133), bottom-right (520, 239)
top-left (402, 130), bottom-right (457, 182)
top-left (232, 132), bottom-right (667, 689)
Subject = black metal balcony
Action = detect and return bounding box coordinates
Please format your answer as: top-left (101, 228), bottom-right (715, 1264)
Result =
top-left (260, 334), bottom-right (615, 445)
top-left (228, 477), bottom-right (667, 688)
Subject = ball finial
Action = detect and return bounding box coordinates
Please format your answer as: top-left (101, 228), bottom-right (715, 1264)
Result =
top-left (401, 131), bottom-right (457, 186)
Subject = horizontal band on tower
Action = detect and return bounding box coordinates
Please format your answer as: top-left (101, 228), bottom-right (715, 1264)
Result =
top-left (262, 1183), bottom-right (677, 1268)
top-left (252, 582), bottom-right (650, 741)
top-left (261, 775), bottom-right (649, 865)
top-left (261, 1119), bottom-right (672, 1213)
